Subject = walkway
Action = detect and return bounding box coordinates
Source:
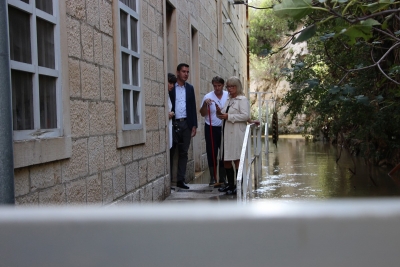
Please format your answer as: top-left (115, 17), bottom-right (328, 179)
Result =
top-left (164, 171), bottom-right (236, 202)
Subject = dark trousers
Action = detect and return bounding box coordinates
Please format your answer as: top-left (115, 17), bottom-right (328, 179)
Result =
top-left (204, 124), bottom-right (225, 182)
top-left (170, 120), bottom-right (192, 182)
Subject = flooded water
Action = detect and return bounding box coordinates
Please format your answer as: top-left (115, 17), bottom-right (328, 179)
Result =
top-left (256, 135), bottom-right (400, 199)
top-left (192, 135), bottom-right (400, 200)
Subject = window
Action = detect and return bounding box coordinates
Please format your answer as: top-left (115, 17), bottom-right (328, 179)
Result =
top-left (8, 0), bottom-right (62, 140)
top-left (119, 0), bottom-right (142, 130)
top-left (7, 0), bottom-right (71, 168)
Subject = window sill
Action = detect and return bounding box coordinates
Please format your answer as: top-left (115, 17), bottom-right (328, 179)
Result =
top-left (117, 129), bottom-right (146, 148)
top-left (14, 136), bottom-right (72, 169)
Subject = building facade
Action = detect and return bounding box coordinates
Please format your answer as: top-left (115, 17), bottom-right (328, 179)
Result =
top-left (7, 0), bottom-right (248, 205)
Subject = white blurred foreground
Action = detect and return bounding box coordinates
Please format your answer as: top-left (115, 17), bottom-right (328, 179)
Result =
top-left (1, 199), bottom-right (400, 267)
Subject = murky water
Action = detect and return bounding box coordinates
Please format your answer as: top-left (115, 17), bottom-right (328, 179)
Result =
top-left (256, 135), bottom-right (400, 199)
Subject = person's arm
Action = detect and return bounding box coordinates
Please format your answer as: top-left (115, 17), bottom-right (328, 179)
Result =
top-left (199, 98), bottom-right (212, 117)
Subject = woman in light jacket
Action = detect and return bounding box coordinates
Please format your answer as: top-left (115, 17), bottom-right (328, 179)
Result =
top-left (216, 76), bottom-right (250, 195)
top-left (167, 73), bottom-right (177, 176)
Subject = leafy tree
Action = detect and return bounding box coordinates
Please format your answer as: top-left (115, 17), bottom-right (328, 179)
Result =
top-left (272, 0), bottom-right (400, 165)
top-left (249, 0), bottom-right (289, 55)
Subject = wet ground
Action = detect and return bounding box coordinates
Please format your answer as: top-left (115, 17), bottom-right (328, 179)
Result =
top-left (164, 135), bottom-right (400, 202)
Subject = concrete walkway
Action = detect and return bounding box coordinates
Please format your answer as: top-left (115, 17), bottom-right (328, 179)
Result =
top-left (164, 171), bottom-right (236, 203)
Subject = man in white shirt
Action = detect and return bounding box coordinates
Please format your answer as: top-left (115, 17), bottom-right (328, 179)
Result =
top-left (199, 76), bottom-right (228, 186)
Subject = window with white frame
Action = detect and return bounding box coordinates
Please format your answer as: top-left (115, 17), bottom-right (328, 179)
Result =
top-left (119, 0), bottom-right (142, 130)
top-left (8, 0), bottom-right (62, 141)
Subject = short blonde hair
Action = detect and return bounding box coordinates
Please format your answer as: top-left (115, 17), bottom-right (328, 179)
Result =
top-left (226, 76), bottom-right (244, 96)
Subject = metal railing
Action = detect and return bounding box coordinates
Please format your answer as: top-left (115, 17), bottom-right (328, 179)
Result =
top-left (237, 123), bottom-right (262, 202)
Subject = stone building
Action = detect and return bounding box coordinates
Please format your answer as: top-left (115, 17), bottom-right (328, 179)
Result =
top-left (6, 0), bottom-right (248, 205)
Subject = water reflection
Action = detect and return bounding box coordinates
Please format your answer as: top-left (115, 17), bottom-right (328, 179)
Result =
top-left (256, 135), bottom-right (400, 199)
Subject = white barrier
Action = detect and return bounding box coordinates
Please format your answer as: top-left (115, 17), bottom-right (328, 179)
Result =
top-left (1, 199), bottom-right (400, 267)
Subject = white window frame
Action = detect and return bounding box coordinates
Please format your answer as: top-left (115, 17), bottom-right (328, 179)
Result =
top-left (119, 0), bottom-right (142, 131)
top-left (8, 0), bottom-right (72, 168)
top-left (114, 0), bottom-right (146, 147)
top-left (8, 0), bottom-right (63, 141)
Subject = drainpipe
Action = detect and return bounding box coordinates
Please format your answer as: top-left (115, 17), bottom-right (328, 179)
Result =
top-left (0, 1), bottom-right (15, 204)
top-left (246, 2), bottom-right (249, 92)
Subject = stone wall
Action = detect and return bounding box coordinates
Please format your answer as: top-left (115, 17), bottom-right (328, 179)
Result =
top-left (13, 0), bottom-right (248, 205)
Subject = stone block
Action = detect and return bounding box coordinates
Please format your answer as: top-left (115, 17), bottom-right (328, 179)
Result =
top-left (39, 184), bottom-right (66, 205)
top-left (151, 31), bottom-right (158, 58)
top-left (126, 161), bottom-right (139, 192)
top-left (68, 58), bottom-right (81, 97)
top-left (67, 17), bottom-right (81, 58)
top-left (120, 147), bottom-right (133, 164)
top-left (147, 156), bottom-right (156, 182)
top-left (149, 56), bottom-right (157, 81)
top-left (139, 159), bottom-right (147, 187)
top-left (158, 106), bottom-right (166, 130)
top-left (131, 190), bottom-right (140, 203)
top-left (132, 145), bottom-right (143, 161)
top-left (144, 78), bottom-right (152, 105)
top-left (15, 192), bottom-right (39, 206)
top-left (151, 81), bottom-right (160, 106)
top-left (94, 30), bottom-right (103, 65)
top-left (14, 168), bottom-right (29, 197)
top-left (141, 1), bottom-right (148, 27)
top-left (147, 5), bottom-right (155, 32)
top-left (30, 162), bottom-right (61, 191)
top-left (140, 183), bottom-right (153, 202)
top-left (152, 131), bottom-right (160, 155)
top-left (152, 177), bottom-right (165, 202)
top-left (159, 128), bottom-right (166, 153)
top-left (102, 170), bottom-right (113, 204)
top-left (66, 178), bottom-right (87, 204)
top-left (164, 173), bottom-right (171, 198)
top-left (145, 106), bottom-right (158, 132)
top-left (156, 153), bottom-right (166, 177)
top-left (142, 27), bottom-right (151, 54)
top-left (143, 131), bottom-right (153, 158)
top-left (66, 0), bottom-right (86, 20)
top-left (102, 34), bottom-right (114, 68)
top-left (87, 174), bottom-right (102, 204)
top-left (104, 135), bottom-right (120, 170)
top-left (100, 0), bottom-right (113, 36)
top-left (100, 67), bottom-right (115, 101)
top-left (81, 23), bottom-right (94, 62)
top-left (81, 61), bottom-right (100, 100)
top-left (157, 59), bottom-right (164, 84)
top-left (88, 136), bottom-right (105, 174)
top-left (61, 139), bottom-right (89, 182)
top-left (70, 99), bottom-right (89, 138)
top-left (89, 101), bottom-right (116, 135)
top-left (113, 166), bottom-right (126, 199)
top-left (86, 0), bottom-right (100, 28)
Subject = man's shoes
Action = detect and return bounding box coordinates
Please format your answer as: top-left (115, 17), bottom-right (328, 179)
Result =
top-left (213, 182), bottom-right (224, 188)
top-left (209, 178), bottom-right (216, 186)
top-left (176, 181), bottom-right (189, 189)
top-left (218, 184), bottom-right (232, 192)
top-left (226, 186), bottom-right (237, 195)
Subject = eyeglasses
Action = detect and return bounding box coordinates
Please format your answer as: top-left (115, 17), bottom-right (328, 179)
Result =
top-left (226, 85), bottom-right (236, 88)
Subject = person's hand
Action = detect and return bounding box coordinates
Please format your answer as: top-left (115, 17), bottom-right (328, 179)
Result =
top-left (191, 127), bottom-right (197, 137)
top-left (217, 113), bottom-right (228, 120)
top-left (168, 111), bottom-right (175, 119)
top-left (215, 104), bottom-right (222, 115)
top-left (204, 98), bottom-right (214, 106)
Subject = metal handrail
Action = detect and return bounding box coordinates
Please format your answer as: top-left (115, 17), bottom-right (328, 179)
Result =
top-left (236, 123), bottom-right (262, 203)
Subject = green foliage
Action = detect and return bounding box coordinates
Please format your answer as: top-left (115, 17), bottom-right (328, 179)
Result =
top-left (274, 0), bottom-right (400, 165)
top-left (249, 0), bottom-right (289, 55)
